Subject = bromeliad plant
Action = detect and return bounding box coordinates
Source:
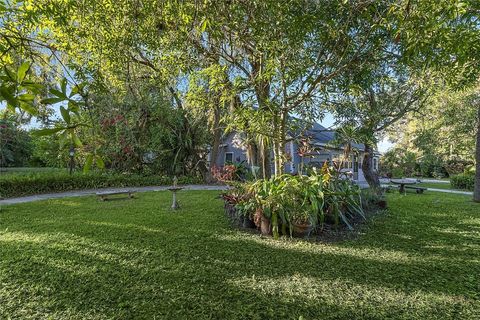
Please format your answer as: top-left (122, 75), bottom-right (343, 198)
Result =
top-left (223, 166), bottom-right (365, 239)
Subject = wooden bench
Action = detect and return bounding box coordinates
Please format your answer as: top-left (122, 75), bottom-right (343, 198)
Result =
top-left (404, 186), bottom-right (427, 194)
top-left (96, 190), bottom-right (135, 201)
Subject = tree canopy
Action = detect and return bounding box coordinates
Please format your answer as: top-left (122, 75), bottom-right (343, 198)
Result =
top-left (1, 0), bottom-right (479, 198)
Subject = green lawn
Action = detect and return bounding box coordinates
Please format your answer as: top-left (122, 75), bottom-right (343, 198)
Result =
top-left (416, 182), bottom-right (454, 190)
top-left (1, 191), bottom-right (479, 319)
top-left (386, 182), bottom-right (458, 191)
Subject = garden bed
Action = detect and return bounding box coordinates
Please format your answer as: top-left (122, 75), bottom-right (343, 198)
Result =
top-left (220, 167), bottom-right (387, 240)
top-left (223, 200), bottom-right (387, 242)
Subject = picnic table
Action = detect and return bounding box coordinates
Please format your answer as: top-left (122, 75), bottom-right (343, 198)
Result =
top-left (390, 179), bottom-right (417, 194)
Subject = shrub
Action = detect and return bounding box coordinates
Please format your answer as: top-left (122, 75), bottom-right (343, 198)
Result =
top-left (444, 159), bottom-right (474, 176)
top-left (211, 161), bottom-right (249, 183)
top-left (361, 188), bottom-right (387, 210)
top-left (0, 171), bottom-right (203, 198)
top-left (391, 167), bottom-right (404, 178)
top-left (450, 173), bottom-right (474, 191)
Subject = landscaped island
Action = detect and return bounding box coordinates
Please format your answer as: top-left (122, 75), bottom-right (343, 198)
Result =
top-left (221, 166), bottom-right (384, 239)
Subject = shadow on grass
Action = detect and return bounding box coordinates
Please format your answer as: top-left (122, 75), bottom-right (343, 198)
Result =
top-left (0, 191), bottom-right (478, 319)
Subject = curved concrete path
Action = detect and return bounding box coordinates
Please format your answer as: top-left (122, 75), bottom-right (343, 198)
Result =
top-left (380, 184), bottom-right (472, 196)
top-left (1, 183), bottom-right (472, 206)
top-left (0, 185), bottom-right (228, 206)
top-left (423, 188), bottom-right (472, 195)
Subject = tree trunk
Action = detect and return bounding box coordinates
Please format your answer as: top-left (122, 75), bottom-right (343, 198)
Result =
top-left (246, 139), bottom-right (258, 177)
top-left (249, 56), bottom-right (272, 179)
top-left (362, 142), bottom-right (381, 191)
top-left (259, 139), bottom-right (271, 179)
top-left (272, 112), bottom-right (284, 177)
top-left (474, 104), bottom-right (480, 202)
top-left (206, 106), bottom-right (222, 183)
top-left (278, 110), bottom-right (288, 176)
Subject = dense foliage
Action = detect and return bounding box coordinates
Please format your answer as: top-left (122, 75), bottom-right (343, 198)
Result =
top-left (380, 147), bottom-right (452, 178)
top-left (0, 171), bottom-right (201, 198)
top-left (451, 173), bottom-right (475, 191)
top-left (89, 88), bottom-right (210, 175)
top-left (383, 86), bottom-right (479, 177)
top-left (0, 117), bottom-right (32, 166)
top-left (222, 166), bottom-right (366, 238)
top-left (0, 1), bottom-right (479, 198)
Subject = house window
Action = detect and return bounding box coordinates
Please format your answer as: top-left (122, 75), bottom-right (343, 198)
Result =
top-left (225, 152), bottom-right (234, 164)
top-left (373, 158), bottom-right (378, 171)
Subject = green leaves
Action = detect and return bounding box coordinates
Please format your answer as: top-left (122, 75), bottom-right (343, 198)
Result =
top-left (83, 154), bottom-right (104, 173)
top-left (33, 126), bottom-right (83, 148)
top-left (235, 169), bottom-right (364, 238)
top-left (200, 18), bottom-right (209, 32)
top-left (0, 86), bottom-right (17, 107)
top-left (60, 106), bottom-right (71, 124)
top-left (42, 78), bottom-right (86, 119)
top-left (50, 88), bottom-right (68, 100)
top-left (32, 127), bottom-right (65, 136)
top-left (60, 77), bottom-right (67, 95)
top-left (17, 93), bottom-right (35, 102)
top-left (0, 62), bottom-right (41, 115)
top-left (18, 101), bottom-right (37, 114)
top-left (17, 62), bottom-right (30, 83)
top-left (41, 97), bottom-right (65, 105)
top-left (3, 65), bottom-right (16, 81)
top-left (72, 132), bottom-right (83, 147)
top-left (29, 76), bottom-right (102, 174)
top-left (96, 156), bottom-right (105, 169)
top-left (84, 154), bottom-right (93, 173)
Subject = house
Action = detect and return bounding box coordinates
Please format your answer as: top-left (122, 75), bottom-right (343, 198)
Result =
top-left (209, 122), bottom-right (380, 185)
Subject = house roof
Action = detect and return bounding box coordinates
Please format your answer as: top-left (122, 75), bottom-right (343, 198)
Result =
top-left (222, 118), bottom-right (380, 155)
top-left (304, 123), bottom-right (368, 152)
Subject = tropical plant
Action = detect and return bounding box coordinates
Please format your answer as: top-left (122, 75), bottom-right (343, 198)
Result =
top-left (0, 62), bottom-right (42, 116)
top-left (224, 167), bottom-right (365, 239)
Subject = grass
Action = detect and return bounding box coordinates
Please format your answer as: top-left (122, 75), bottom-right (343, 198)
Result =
top-left (416, 182), bottom-right (455, 190)
top-left (386, 182), bottom-right (461, 191)
top-left (1, 191), bottom-right (479, 319)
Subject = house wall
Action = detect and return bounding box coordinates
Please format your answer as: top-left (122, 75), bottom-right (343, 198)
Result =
top-left (284, 142), bottom-right (379, 185)
top-left (285, 141), bottom-right (301, 173)
top-left (211, 132), bottom-right (379, 186)
top-left (213, 132), bottom-right (248, 167)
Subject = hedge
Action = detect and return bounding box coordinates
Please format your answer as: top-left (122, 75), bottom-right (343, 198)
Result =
top-left (450, 174), bottom-right (474, 191)
top-left (0, 172), bottom-right (204, 198)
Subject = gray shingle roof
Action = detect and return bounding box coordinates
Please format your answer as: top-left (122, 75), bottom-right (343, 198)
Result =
top-left (305, 123), bottom-right (366, 151)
